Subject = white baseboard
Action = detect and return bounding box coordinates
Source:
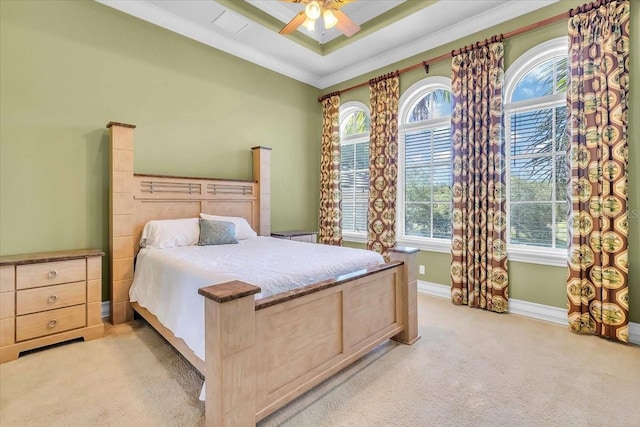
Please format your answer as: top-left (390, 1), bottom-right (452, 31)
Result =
top-left (417, 280), bottom-right (640, 345)
top-left (101, 301), bottom-right (110, 319)
top-left (508, 298), bottom-right (568, 326)
top-left (417, 281), bottom-right (450, 299)
top-left (99, 284), bottom-right (640, 345)
top-left (630, 323), bottom-right (640, 345)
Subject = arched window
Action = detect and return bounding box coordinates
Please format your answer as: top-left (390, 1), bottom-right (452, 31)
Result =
top-left (340, 101), bottom-right (370, 236)
top-left (398, 77), bottom-right (453, 250)
top-left (505, 37), bottom-right (568, 264)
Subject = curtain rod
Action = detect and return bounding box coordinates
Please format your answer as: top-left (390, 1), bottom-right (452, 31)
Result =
top-left (317, 9), bottom-right (570, 102)
top-left (569, 0), bottom-right (619, 17)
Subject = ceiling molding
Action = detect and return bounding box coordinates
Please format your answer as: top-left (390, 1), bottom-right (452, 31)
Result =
top-left (217, 0), bottom-right (323, 53)
top-left (245, 0), bottom-right (323, 42)
top-left (97, 0), bottom-right (324, 86)
top-left (246, 0), bottom-right (407, 44)
top-left (97, 0), bottom-right (561, 90)
top-left (318, 0), bottom-right (558, 88)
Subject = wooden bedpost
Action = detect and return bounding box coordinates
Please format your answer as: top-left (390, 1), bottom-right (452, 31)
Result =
top-left (198, 281), bottom-right (261, 427)
top-left (107, 121), bottom-right (136, 324)
top-left (251, 146), bottom-right (271, 236)
top-left (389, 246), bottom-right (420, 344)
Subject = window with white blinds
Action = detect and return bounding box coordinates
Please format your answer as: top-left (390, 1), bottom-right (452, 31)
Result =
top-left (340, 102), bottom-right (370, 236)
top-left (404, 126), bottom-right (452, 238)
top-left (505, 38), bottom-right (568, 255)
top-left (398, 77), bottom-right (453, 249)
top-left (504, 37), bottom-right (569, 265)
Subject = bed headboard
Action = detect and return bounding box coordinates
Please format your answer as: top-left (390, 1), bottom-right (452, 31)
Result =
top-left (107, 121), bottom-right (271, 324)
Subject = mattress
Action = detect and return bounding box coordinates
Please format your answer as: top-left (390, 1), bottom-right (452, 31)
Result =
top-left (129, 237), bottom-right (385, 363)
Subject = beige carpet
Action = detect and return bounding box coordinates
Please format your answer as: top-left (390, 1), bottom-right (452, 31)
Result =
top-left (1, 294), bottom-right (639, 426)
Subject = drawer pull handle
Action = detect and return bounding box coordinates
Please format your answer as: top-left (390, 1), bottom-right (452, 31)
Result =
top-left (48, 295), bottom-right (58, 303)
top-left (48, 270), bottom-right (58, 279)
top-left (48, 319), bottom-right (58, 328)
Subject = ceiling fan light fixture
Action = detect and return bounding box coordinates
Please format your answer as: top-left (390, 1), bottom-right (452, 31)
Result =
top-left (323, 9), bottom-right (338, 29)
top-left (278, 0), bottom-right (361, 37)
top-left (302, 17), bottom-right (316, 32)
top-left (304, 1), bottom-right (321, 20)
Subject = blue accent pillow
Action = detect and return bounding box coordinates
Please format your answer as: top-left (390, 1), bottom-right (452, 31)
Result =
top-left (198, 219), bottom-right (238, 246)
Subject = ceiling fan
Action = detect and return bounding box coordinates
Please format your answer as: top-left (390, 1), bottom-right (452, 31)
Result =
top-left (279, 0), bottom-right (361, 37)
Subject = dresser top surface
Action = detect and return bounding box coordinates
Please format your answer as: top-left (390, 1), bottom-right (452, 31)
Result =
top-left (0, 249), bottom-right (104, 266)
top-left (271, 231), bottom-right (318, 237)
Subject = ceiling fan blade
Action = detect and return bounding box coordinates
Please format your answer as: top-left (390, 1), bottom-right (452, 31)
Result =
top-left (278, 0), bottom-right (356, 7)
top-left (333, 9), bottom-right (360, 37)
top-left (326, 0), bottom-right (357, 9)
top-left (279, 11), bottom-right (306, 34)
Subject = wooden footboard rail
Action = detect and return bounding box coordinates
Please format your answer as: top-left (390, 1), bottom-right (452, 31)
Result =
top-left (198, 247), bottom-right (419, 426)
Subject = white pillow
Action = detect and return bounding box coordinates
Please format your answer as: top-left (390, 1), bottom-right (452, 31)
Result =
top-left (140, 218), bottom-right (200, 249)
top-left (199, 213), bottom-right (257, 240)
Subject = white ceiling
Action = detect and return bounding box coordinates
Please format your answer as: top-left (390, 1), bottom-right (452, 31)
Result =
top-left (246, 0), bottom-right (406, 44)
top-left (97, 0), bottom-right (559, 89)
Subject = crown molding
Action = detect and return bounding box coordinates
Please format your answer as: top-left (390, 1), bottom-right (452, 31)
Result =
top-left (318, 0), bottom-right (559, 88)
top-left (97, 0), bottom-right (559, 90)
top-left (97, 0), bottom-right (324, 87)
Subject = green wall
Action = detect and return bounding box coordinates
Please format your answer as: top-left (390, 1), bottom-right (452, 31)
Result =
top-left (2, 0), bottom-right (637, 323)
top-left (0, 0), bottom-right (322, 300)
top-left (332, 1), bottom-right (639, 323)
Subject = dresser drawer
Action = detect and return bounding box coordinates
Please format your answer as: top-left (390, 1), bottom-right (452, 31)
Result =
top-left (16, 281), bottom-right (86, 316)
top-left (16, 305), bottom-right (86, 342)
top-left (16, 259), bottom-right (86, 290)
top-left (291, 234), bottom-right (317, 243)
top-left (0, 266), bottom-right (15, 292)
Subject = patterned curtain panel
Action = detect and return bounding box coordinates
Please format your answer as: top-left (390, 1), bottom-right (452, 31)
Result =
top-left (367, 73), bottom-right (400, 262)
top-left (567, 0), bottom-right (630, 342)
top-left (318, 94), bottom-right (343, 246)
top-left (450, 41), bottom-right (508, 313)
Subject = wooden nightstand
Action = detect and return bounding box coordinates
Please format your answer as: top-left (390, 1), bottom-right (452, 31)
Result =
top-left (271, 231), bottom-right (318, 243)
top-left (0, 249), bottom-right (105, 363)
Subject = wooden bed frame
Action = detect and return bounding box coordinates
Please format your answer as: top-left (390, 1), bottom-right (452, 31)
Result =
top-left (107, 121), bottom-right (419, 426)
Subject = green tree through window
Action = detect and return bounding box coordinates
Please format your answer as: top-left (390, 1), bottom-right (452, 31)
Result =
top-left (507, 51), bottom-right (568, 249)
top-left (399, 78), bottom-right (453, 243)
top-left (340, 105), bottom-right (370, 234)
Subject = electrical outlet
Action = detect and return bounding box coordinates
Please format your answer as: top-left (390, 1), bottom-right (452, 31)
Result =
top-left (419, 265), bottom-right (425, 275)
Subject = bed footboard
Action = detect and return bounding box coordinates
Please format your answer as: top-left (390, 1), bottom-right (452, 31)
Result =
top-left (389, 246), bottom-right (420, 345)
top-left (199, 247), bottom-right (419, 426)
top-left (199, 281), bottom-right (262, 426)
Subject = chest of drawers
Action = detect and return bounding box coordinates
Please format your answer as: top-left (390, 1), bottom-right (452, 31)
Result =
top-left (0, 249), bottom-right (104, 363)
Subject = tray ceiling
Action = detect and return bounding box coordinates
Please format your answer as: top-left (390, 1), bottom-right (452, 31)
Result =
top-left (97, 0), bottom-right (560, 89)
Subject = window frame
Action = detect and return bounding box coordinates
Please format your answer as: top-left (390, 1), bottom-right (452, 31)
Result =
top-left (397, 76), bottom-right (453, 253)
top-left (339, 101), bottom-right (370, 243)
top-left (504, 37), bottom-right (568, 267)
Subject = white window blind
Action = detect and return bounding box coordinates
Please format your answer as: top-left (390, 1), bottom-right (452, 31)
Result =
top-left (506, 45), bottom-right (569, 251)
top-left (398, 77), bottom-right (453, 249)
top-left (508, 105), bottom-right (568, 248)
top-left (339, 102), bottom-right (370, 236)
top-left (404, 125), bottom-right (452, 239)
top-left (341, 141), bottom-right (369, 233)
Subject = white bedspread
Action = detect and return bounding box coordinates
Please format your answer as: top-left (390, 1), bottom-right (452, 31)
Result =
top-left (130, 237), bottom-right (384, 363)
